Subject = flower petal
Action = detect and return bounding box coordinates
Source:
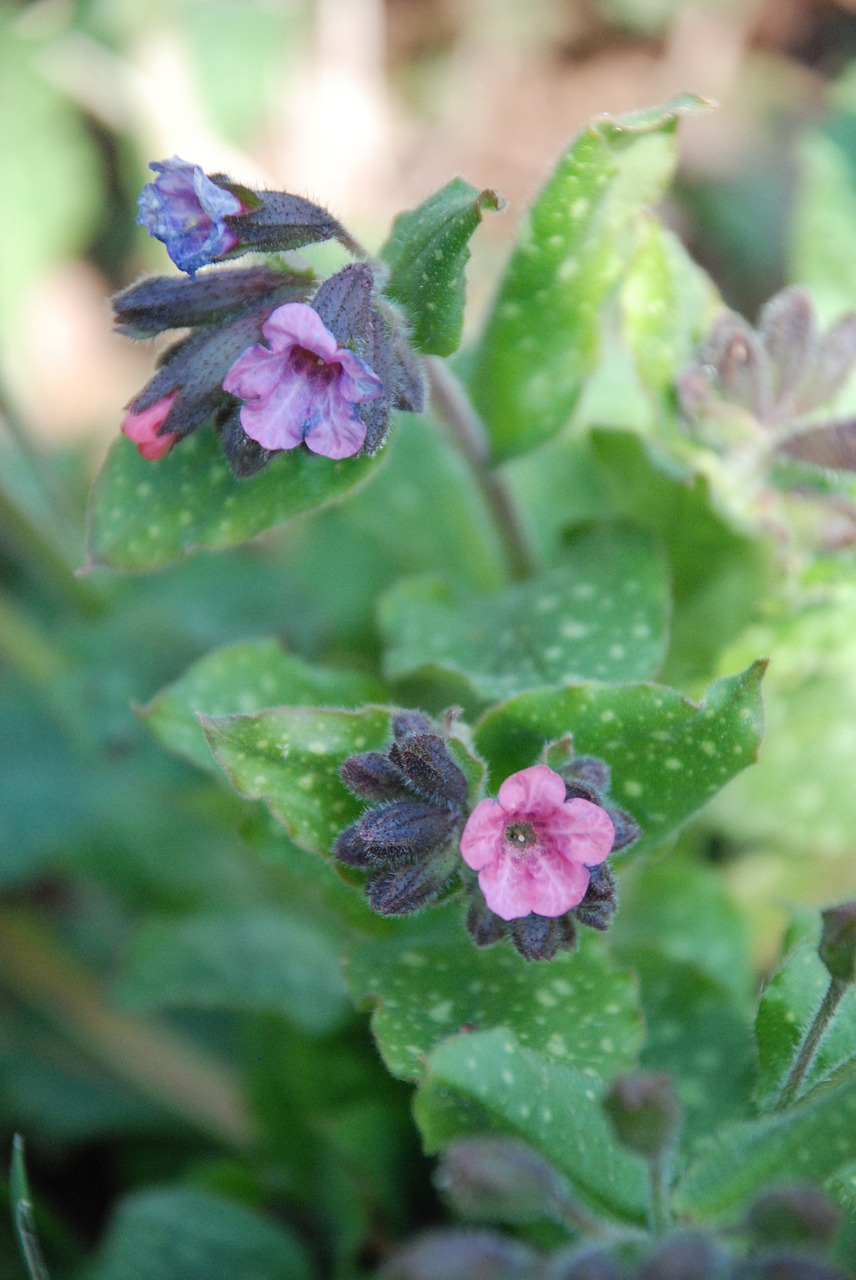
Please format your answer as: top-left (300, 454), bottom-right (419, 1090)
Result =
top-left (222, 344), bottom-right (285, 400)
top-left (304, 396), bottom-right (366, 459)
top-left (262, 302), bottom-right (340, 359)
top-left (238, 375), bottom-right (314, 451)
top-left (337, 349), bottom-right (385, 402)
top-left (547, 798), bottom-right (615, 867)
top-left (497, 764), bottom-right (567, 814)
top-left (460, 798), bottom-right (505, 871)
top-left (478, 847), bottom-right (591, 920)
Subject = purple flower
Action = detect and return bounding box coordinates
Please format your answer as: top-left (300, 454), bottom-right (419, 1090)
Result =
top-left (222, 302), bottom-right (384, 459)
top-left (460, 765), bottom-right (615, 921)
top-left (136, 157), bottom-right (244, 276)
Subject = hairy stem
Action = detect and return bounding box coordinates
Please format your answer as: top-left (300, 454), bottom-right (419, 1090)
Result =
top-left (648, 1154), bottom-right (671, 1234)
top-left (426, 356), bottom-right (536, 580)
top-left (774, 975), bottom-right (849, 1110)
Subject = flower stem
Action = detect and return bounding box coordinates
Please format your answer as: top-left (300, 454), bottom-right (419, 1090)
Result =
top-left (426, 356), bottom-right (536, 581)
top-left (648, 1154), bottom-right (671, 1234)
top-left (774, 974), bottom-right (849, 1110)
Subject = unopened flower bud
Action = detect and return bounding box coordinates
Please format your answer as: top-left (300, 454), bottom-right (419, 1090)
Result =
top-left (746, 1184), bottom-right (840, 1248)
top-left (340, 751), bottom-right (406, 802)
top-left (637, 1233), bottom-right (728, 1280)
top-left (378, 1228), bottom-right (537, 1280)
top-left (388, 733), bottom-right (469, 806)
top-left (543, 1246), bottom-right (622, 1280)
top-left (465, 896), bottom-right (506, 948)
top-left (366, 848), bottom-right (458, 916)
top-left (603, 1071), bottom-right (681, 1158)
top-left (435, 1137), bottom-right (564, 1224)
top-left (508, 913), bottom-right (577, 963)
top-left (818, 902), bottom-right (856, 983)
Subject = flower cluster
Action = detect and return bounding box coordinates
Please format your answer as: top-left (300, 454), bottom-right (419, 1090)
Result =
top-left (334, 712), bottom-right (470, 916)
top-left (335, 717), bottom-right (639, 962)
top-left (118, 158), bottom-right (424, 473)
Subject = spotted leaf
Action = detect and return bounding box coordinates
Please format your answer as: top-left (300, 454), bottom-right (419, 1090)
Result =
top-left (475, 662), bottom-right (767, 858)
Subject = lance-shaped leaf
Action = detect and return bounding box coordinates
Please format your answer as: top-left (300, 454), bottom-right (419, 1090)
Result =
top-left (754, 914), bottom-right (856, 1109)
top-left (380, 178), bottom-right (504, 356)
top-left (475, 662), bottom-right (766, 858)
top-left (674, 1075), bottom-right (856, 1221)
top-left (414, 1029), bottom-right (649, 1225)
top-left (201, 706), bottom-right (485, 856)
top-left (85, 426), bottom-right (376, 571)
top-left (776, 419), bottom-right (856, 470)
top-left (142, 640), bottom-right (385, 773)
top-left (379, 524), bottom-right (670, 701)
top-left (469, 94), bottom-right (710, 461)
top-left (346, 919), bottom-right (643, 1082)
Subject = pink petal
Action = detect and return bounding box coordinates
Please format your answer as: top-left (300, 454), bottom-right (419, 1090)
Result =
top-left (337, 350), bottom-right (385, 402)
top-left (262, 303), bottom-right (339, 359)
top-left (547, 799), bottom-right (615, 867)
top-left (304, 396), bottom-right (366, 459)
top-left (477, 852), bottom-right (537, 920)
top-left (526, 854), bottom-right (591, 916)
top-left (136, 432), bottom-right (178, 460)
top-left (223, 344), bottom-right (286, 400)
top-left (497, 765), bottom-right (567, 814)
top-left (121, 392), bottom-right (178, 443)
top-left (459, 798), bottom-right (505, 871)
top-left (238, 376), bottom-right (313, 451)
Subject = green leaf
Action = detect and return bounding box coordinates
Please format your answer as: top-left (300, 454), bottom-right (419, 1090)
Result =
top-left (10, 1136), bottom-right (49, 1280)
top-left (202, 706), bottom-right (486, 856)
top-left (589, 430), bottom-right (775, 686)
top-left (414, 1029), bottom-right (648, 1225)
top-left (86, 428), bottom-right (377, 572)
top-left (674, 1076), bottom-right (856, 1221)
top-left (380, 524), bottom-right (670, 701)
top-left (142, 640), bottom-right (385, 773)
top-left (381, 178), bottom-right (504, 356)
top-left (475, 662), bottom-right (766, 857)
top-left (621, 215), bottom-right (719, 401)
top-left (88, 1186), bottom-right (314, 1280)
top-left (115, 910), bottom-right (349, 1034)
top-left (469, 94), bottom-right (710, 460)
top-left (346, 917), bottom-right (643, 1082)
top-left (755, 914), bottom-right (856, 1109)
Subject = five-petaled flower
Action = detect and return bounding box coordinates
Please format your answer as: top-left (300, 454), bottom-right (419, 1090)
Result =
top-left (460, 764), bottom-right (615, 921)
top-left (121, 393), bottom-right (179, 460)
top-left (222, 302), bottom-right (384, 459)
top-left (136, 157), bottom-right (244, 276)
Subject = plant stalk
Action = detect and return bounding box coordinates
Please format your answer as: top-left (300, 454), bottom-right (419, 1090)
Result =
top-left (426, 356), bottom-right (536, 581)
top-left (774, 974), bottom-right (849, 1110)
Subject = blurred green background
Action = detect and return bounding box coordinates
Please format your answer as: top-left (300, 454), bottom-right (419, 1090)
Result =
top-left (5, 0), bottom-right (856, 1276)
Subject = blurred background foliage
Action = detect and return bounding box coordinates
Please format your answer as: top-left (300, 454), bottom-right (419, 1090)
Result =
top-left (5, 0), bottom-right (856, 1276)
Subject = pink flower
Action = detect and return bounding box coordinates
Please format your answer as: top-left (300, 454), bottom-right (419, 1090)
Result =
top-left (121, 393), bottom-right (179, 460)
top-left (222, 302), bottom-right (384, 459)
top-left (460, 765), bottom-right (615, 921)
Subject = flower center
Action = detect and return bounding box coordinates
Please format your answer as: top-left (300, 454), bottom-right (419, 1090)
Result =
top-left (504, 820), bottom-right (537, 849)
top-left (289, 345), bottom-right (337, 385)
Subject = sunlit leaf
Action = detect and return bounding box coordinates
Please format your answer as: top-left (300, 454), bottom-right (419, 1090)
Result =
top-left (470, 94), bottom-right (710, 460)
top-left (381, 178), bottom-right (504, 355)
